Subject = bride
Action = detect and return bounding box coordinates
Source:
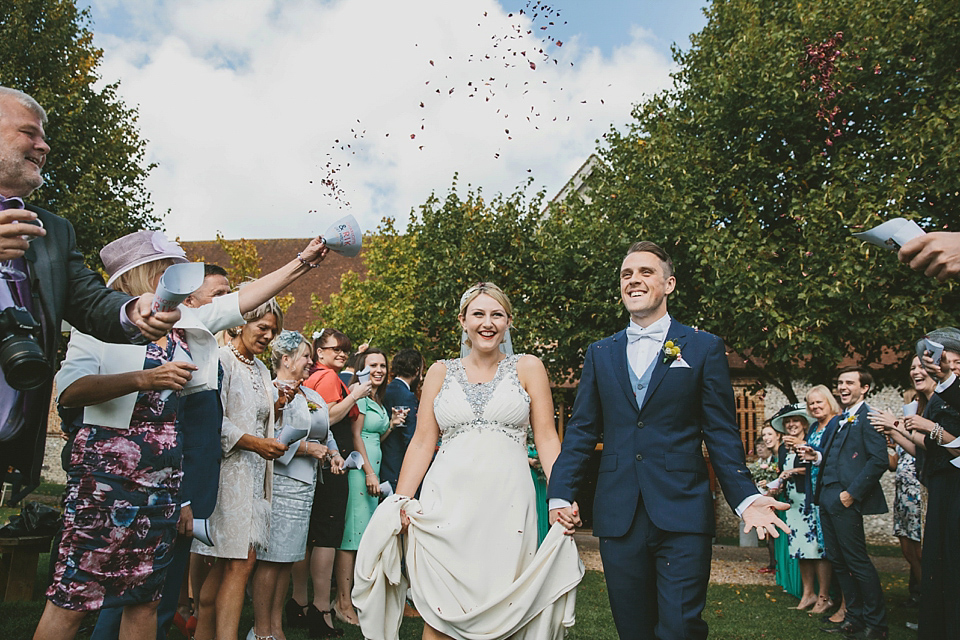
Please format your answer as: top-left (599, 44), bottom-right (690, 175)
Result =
top-left (353, 283), bottom-right (583, 640)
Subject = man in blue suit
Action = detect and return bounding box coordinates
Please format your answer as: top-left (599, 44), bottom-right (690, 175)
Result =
top-left (802, 367), bottom-right (888, 639)
top-left (92, 264), bottom-right (232, 640)
top-left (381, 348), bottom-right (422, 492)
top-left (548, 241), bottom-right (788, 640)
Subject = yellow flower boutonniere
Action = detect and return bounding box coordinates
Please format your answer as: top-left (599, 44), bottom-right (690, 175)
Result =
top-left (663, 340), bottom-right (683, 364)
top-left (307, 401), bottom-right (321, 413)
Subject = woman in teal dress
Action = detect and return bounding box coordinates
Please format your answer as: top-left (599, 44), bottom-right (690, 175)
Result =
top-left (526, 426), bottom-right (549, 545)
top-left (335, 349), bottom-right (405, 623)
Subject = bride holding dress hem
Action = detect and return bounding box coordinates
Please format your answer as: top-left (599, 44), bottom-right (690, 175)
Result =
top-left (353, 282), bottom-right (583, 640)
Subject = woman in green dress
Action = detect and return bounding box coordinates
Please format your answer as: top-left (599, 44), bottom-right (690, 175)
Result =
top-left (335, 348), bottom-right (406, 624)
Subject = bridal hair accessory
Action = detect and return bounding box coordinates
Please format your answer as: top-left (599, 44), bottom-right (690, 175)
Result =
top-left (274, 330), bottom-right (304, 354)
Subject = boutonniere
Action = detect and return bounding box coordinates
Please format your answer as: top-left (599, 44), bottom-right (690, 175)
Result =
top-left (307, 401), bottom-right (321, 413)
top-left (663, 340), bottom-right (683, 364)
top-left (841, 413), bottom-right (858, 427)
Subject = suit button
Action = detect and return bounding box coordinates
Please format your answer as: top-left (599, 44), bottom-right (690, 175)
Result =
top-left (636, 420), bottom-right (644, 428)
top-left (636, 454), bottom-right (643, 461)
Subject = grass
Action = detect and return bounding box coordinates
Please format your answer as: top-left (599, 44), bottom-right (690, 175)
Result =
top-left (0, 561), bottom-right (920, 640)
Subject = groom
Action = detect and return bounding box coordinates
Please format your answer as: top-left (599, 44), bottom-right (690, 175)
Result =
top-left (548, 241), bottom-right (788, 640)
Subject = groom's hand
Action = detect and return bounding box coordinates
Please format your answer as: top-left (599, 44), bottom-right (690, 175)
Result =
top-left (549, 502), bottom-right (582, 535)
top-left (742, 496), bottom-right (791, 540)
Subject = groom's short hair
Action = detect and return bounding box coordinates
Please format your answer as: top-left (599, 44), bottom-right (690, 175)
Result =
top-left (625, 241), bottom-right (674, 278)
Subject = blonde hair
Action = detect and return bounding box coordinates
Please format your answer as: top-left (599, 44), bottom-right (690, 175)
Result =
top-left (805, 384), bottom-right (841, 418)
top-left (226, 284), bottom-right (284, 338)
top-left (109, 258), bottom-right (177, 297)
top-left (458, 282), bottom-right (513, 317)
top-left (271, 332), bottom-right (311, 371)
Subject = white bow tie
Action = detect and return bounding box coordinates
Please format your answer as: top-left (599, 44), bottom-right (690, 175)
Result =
top-left (626, 325), bottom-right (667, 344)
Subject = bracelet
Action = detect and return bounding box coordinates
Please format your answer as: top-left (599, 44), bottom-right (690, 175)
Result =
top-left (936, 423), bottom-right (945, 446)
top-left (365, 472), bottom-right (377, 478)
top-left (297, 252), bottom-right (322, 268)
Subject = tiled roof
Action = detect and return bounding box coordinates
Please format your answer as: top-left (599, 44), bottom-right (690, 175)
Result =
top-left (180, 238), bottom-right (367, 332)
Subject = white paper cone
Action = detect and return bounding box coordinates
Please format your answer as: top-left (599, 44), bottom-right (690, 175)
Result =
top-left (852, 217), bottom-right (925, 251)
top-left (152, 262), bottom-right (206, 314)
top-left (341, 450), bottom-right (364, 470)
top-left (193, 518), bottom-right (215, 546)
top-left (321, 215), bottom-right (362, 257)
top-left (379, 481), bottom-right (394, 497)
top-left (356, 366), bottom-right (371, 385)
top-left (903, 401), bottom-right (919, 417)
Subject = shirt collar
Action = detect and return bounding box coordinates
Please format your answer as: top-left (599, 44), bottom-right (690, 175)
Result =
top-left (844, 400), bottom-right (865, 418)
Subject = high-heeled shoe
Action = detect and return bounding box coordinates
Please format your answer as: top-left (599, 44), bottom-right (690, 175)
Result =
top-left (285, 598), bottom-right (308, 629)
top-left (307, 604), bottom-right (344, 638)
top-left (245, 628), bottom-right (276, 640)
top-left (332, 602), bottom-right (359, 627)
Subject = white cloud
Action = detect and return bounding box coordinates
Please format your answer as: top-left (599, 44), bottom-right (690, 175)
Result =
top-left (87, 0), bottom-right (675, 240)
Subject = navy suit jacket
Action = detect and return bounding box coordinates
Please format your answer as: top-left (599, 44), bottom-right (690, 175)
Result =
top-left (381, 378), bottom-right (418, 490)
top-left (177, 388), bottom-right (222, 519)
top-left (548, 320), bottom-right (758, 537)
top-left (813, 403), bottom-right (888, 515)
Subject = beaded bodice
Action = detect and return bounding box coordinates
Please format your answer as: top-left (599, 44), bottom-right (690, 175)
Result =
top-left (434, 355), bottom-right (530, 447)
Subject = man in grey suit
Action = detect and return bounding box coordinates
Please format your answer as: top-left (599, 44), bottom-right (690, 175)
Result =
top-left (0, 86), bottom-right (179, 487)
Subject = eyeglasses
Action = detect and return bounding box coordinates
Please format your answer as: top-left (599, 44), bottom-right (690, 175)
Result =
top-left (320, 346), bottom-right (348, 354)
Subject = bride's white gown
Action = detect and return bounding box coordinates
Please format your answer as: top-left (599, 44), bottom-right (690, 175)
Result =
top-left (353, 355), bottom-right (584, 640)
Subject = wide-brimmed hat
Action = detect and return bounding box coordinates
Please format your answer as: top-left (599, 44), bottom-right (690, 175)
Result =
top-left (770, 402), bottom-right (813, 433)
top-left (101, 231), bottom-right (188, 287)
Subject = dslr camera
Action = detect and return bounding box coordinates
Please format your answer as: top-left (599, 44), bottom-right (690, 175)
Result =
top-left (0, 306), bottom-right (50, 391)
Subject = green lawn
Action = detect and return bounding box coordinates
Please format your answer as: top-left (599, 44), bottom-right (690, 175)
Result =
top-left (0, 562), bottom-right (919, 640)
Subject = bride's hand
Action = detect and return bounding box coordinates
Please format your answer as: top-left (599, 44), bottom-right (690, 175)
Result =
top-left (400, 508), bottom-right (410, 535)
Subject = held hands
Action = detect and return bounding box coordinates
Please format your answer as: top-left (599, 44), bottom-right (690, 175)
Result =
top-left (899, 232), bottom-right (960, 281)
top-left (743, 496), bottom-right (791, 540)
top-left (129, 294), bottom-right (182, 342)
top-left (548, 502), bottom-right (582, 535)
top-left (0, 209), bottom-right (44, 260)
top-left (138, 360), bottom-right (197, 392)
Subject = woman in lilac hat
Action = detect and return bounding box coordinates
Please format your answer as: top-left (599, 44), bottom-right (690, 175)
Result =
top-left (33, 230), bottom-right (329, 640)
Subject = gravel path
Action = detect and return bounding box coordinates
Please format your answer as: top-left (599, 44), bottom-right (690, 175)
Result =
top-left (573, 531), bottom-right (907, 585)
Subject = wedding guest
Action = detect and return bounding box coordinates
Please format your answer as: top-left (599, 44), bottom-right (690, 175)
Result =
top-left (896, 330), bottom-right (960, 639)
top-left (800, 367), bottom-right (889, 639)
top-left (191, 298), bottom-right (289, 640)
top-left (750, 427), bottom-right (781, 575)
top-left (869, 360), bottom-right (930, 609)
top-left (288, 329), bottom-right (371, 636)
top-left (899, 232), bottom-right (960, 281)
top-left (250, 331), bottom-right (344, 640)
top-left (34, 236), bottom-right (244, 640)
top-left (803, 385), bottom-right (840, 617)
top-left (769, 404), bottom-right (831, 611)
top-left (381, 349), bottom-right (423, 493)
top-left (767, 410), bottom-right (801, 601)
top-left (336, 348), bottom-right (406, 623)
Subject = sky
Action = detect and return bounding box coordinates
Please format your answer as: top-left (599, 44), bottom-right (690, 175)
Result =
top-left (77, 0), bottom-right (708, 241)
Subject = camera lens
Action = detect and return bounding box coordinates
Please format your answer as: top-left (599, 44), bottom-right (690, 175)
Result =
top-left (0, 335), bottom-right (50, 391)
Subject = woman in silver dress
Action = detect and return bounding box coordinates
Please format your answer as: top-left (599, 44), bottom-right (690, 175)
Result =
top-left (250, 331), bottom-right (343, 640)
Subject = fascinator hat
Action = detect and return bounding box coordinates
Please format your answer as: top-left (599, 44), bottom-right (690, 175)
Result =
top-left (458, 282), bottom-right (514, 358)
top-left (770, 402), bottom-right (813, 434)
top-left (100, 230), bottom-right (188, 287)
top-left (273, 330), bottom-right (305, 354)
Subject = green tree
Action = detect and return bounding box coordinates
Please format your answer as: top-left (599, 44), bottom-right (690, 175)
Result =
top-left (0, 0), bottom-right (158, 264)
top-left (543, 0), bottom-right (960, 400)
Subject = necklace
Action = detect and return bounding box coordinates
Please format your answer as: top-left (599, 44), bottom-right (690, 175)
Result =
top-left (228, 341), bottom-right (255, 366)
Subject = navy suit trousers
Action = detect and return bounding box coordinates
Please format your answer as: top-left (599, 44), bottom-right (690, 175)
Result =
top-left (599, 493), bottom-right (711, 640)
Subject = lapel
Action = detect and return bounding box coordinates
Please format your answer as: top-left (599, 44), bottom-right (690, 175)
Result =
top-left (611, 330), bottom-right (639, 412)
top-left (23, 209), bottom-right (55, 353)
top-left (639, 320), bottom-right (687, 413)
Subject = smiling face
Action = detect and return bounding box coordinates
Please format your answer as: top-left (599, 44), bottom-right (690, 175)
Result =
top-left (620, 250), bottom-right (676, 325)
top-left (240, 312), bottom-right (278, 356)
top-left (783, 416), bottom-right (807, 438)
top-left (806, 390), bottom-right (833, 422)
top-left (944, 350), bottom-right (960, 378)
top-left (459, 293), bottom-right (511, 354)
top-left (0, 96), bottom-right (49, 197)
top-left (280, 346), bottom-right (312, 381)
top-left (316, 337), bottom-right (349, 371)
top-left (909, 356), bottom-right (936, 396)
top-left (364, 352), bottom-right (388, 388)
top-left (836, 371), bottom-right (868, 408)
top-left (185, 274), bottom-right (230, 308)
top-left (761, 425), bottom-right (780, 451)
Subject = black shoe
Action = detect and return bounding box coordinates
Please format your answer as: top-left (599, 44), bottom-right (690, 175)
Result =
top-left (285, 598), bottom-right (308, 629)
top-left (855, 628), bottom-right (887, 640)
top-left (821, 621), bottom-right (862, 634)
top-left (307, 604), bottom-right (344, 638)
